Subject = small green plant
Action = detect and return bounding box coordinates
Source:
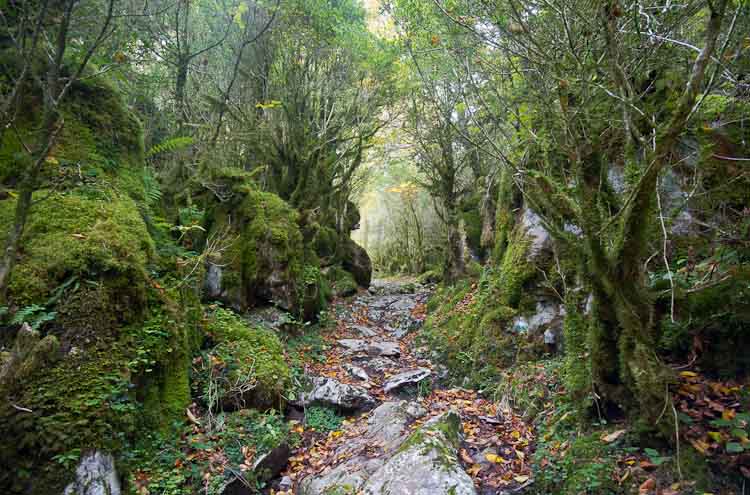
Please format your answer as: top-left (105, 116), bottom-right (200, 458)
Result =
top-left (709, 412), bottom-right (750, 453)
top-left (10, 303), bottom-right (56, 330)
top-left (644, 447), bottom-right (670, 466)
top-left (52, 448), bottom-right (81, 470)
top-left (305, 406), bottom-right (344, 432)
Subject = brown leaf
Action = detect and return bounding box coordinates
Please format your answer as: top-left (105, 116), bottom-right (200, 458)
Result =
top-left (601, 429), bottom-right (626, 443)
top-left (639, 478), bottom-right (656, 494)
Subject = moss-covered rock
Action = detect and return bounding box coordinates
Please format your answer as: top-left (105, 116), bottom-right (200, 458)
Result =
top-left (0, 55), bottom-right (145, 199)
top-left (0, 191), bottom-right (153, 313)
top-left (341, 236), bottom-right (371, 289)
top-left (326, 265), bottom-right (358, 297)
top-left (204, 185), bottom-right (327, 319)
top-left (194, 308), bottom-right (290, 411)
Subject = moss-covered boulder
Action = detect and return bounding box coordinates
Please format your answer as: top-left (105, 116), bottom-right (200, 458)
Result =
top-left (326, 265), bottom-right (358, 297)
top-left (342, 236), bottom-right (371, 289)
top-left (0, 191), bottom-right (153, 313)
top-left (194, 308), bottom-right (290, 411)
top-left (0, 55), bottom-right (145, 199)
top-left (204, 184), bottom-right (326, 320)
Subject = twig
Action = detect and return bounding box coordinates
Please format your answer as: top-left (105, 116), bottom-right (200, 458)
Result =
top-left (672, 401), bottom-right (683, 480)
top-left (656, 177), bottom-right (675, 323)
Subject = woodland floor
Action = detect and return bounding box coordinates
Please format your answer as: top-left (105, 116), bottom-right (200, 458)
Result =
top-left (281, 279), bottom-right (535, 494)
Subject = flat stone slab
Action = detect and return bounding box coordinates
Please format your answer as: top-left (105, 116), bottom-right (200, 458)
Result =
top-left (344, 363), bottom-right (370, 381)
top-left (383, 368), bottom-right (432, 394)
top-left (368, 341), bottom-right (401, 357)
top-left (351, 325), bottom-right (378, 338)
top-left (299, 377), bottom-right (376, 411)
top-left (361, 411), bottom-right (476, 495)
top-left (338, 339), bottom-right (369, 353)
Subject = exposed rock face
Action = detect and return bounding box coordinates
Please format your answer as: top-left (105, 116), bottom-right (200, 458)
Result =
top-left (361, 411), bottom-right (476, 495)
top-left (512, 298), bottom-right (564, 337)
top-left (519, 207), bottom-right (552, 261)
top-left (383, 368), bottom-right (432, 394)
top-left (344, 363), bottom-right (370, 381)
top-left (342, 237), bottom-right (372, 288)
top-left (368, 341), bottom-right (401, 358)
top-left (351, 324), bottom-right (377, 338)
top-left (298, 401), bottom-right (440, 495)
top-left (64, 451), bottom-right (120, 495)
top-left (298, 377), bottom-right (376, 411)
top-left (338, 339), bottom-right (369, 353)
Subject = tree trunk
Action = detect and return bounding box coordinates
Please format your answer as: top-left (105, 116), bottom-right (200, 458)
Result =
top-left (443, 203), bottom-right (465, 283)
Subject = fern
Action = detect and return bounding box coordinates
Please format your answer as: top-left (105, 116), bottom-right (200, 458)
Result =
top-left (142, 167), bottom-right (162, 207)
top-left (10, 304), bottom-right (56, 330)
top-left (146, 136), bottom-right (194, 157)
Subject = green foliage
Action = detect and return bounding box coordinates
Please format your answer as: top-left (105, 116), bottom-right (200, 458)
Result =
top-left (305, 405), bottom-right (344, 432)
top-left (195, 307), bottom-right (290, 410)
top-left (0, 191), bottom-right (153, 308)
top-left (146, 136), bottom-right (194, 157)
top-left (124, 409), bottom-right (292, 495)
top-left (532, 417), bottom-right (621, 494)
top-left (9, 304), bottom-right (56, 330)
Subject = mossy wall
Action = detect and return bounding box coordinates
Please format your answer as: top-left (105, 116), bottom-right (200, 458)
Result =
top-left (204, 183), bottom-right (328, 319)
top-left (0, 71), bottom-right (202, 494)
top-left (0, 57), bottom-right (145, 200)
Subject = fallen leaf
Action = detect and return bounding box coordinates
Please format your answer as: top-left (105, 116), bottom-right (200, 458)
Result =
top-left (601, 429), bottom-right (626, 443)
top-left (639, 478), bottom-right (656, 493)
top-left (485, 453), bottom-right (506, 464)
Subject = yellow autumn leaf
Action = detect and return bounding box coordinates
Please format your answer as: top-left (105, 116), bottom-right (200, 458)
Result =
top-left (331, 430), bottom-right (343, 438)
top-left (680, 371), bottom-right (698, 378)
top-left (511, 430), bottom-right (521, 440)
top-left (514, 475), bottom-right (530, 483)
top-left (707, 431), bottom-right (722, 442)
top-left (485, 453), bottom-right (506, 464)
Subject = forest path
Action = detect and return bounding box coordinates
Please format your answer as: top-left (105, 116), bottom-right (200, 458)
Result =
top-left (280, 279), bottom-right (534, 495)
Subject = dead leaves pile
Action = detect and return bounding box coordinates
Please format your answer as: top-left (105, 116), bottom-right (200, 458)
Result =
top-left (430, 389), bottom-right (534, 492)
top-left (675, 370), bottom-right (749, 477)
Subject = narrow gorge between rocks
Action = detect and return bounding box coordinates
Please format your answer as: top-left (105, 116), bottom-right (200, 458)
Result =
top-left (1, 0), bottom-right (748, 494)
top-left (283, 279), bottom-right (532, 495)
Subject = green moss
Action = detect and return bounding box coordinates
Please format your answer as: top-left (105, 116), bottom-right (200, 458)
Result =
top-left (563, 295), bottom-right (592, 410)
top-left (0, 342), bottom-right (139, 493)
top-left (197, 308), bottom-right (290, 410)
top-left (327, 265), bottom-right (358, 297)
top-left (0, 191), bottom-right (153, 308)
top-left (0, 61), bottom-right (145, 199)
top-left (205, 187), bottom-right (327, 319)
top-left (396, 412), bottom-right (462, 470)
top-left (497, 223), bottom-right (535, 307)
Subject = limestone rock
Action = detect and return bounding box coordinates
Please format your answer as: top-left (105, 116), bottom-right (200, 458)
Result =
top-left (383, 368), bottom-right (432, 394)
top-left (342, 237), bottom-right (372, 288)
top-left (361, 411), bottom-right (476, 495)
top-left (344, 363), bottom-right (370, 381)
top-left (299, 377), bottom-right (376, 411)
top-left (368, 341), bottom-right (400, 358)
top-left (351, 324), bottom-right (378, 338)
top-left (297, 401), bottom-right (419, 495)
top-left (64, 451), bottom-right (120, 495)
top-left (519, 207), bottom-right (552, 261)
top-left (338, 339), bottom-right (369, 353)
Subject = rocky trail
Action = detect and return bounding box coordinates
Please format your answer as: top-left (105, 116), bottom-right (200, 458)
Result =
top-left (278, 279), bottom-right (535, 495)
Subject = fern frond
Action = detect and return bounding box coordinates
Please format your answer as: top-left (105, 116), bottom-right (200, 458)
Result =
top-left (146, 136), bottom-right (194, 157)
